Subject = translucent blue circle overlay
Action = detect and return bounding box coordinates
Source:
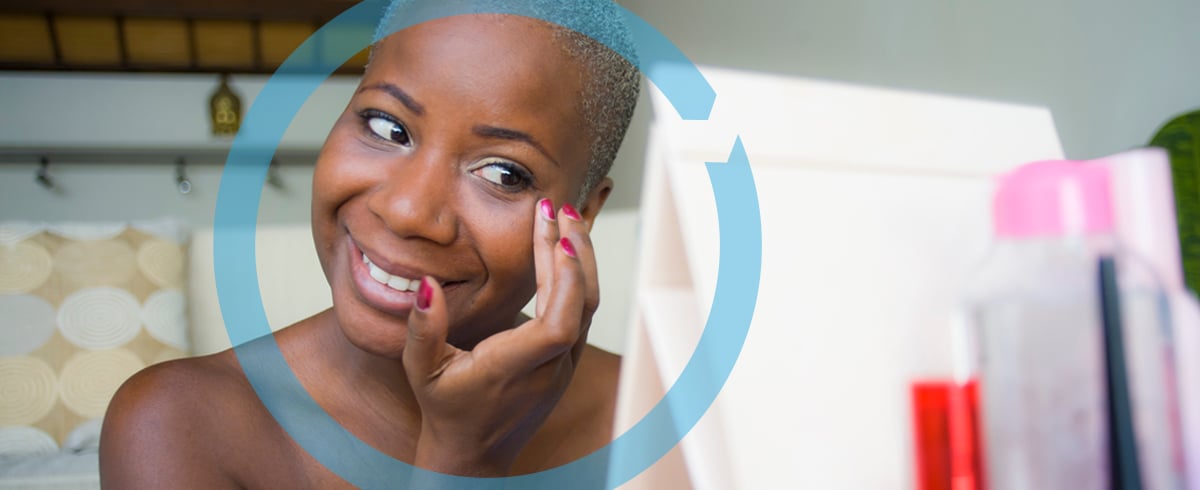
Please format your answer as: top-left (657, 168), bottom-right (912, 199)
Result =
top-left (212, 0), bottom-right (761, 488)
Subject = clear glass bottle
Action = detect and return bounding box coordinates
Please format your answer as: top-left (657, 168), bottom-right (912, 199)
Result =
top-left (961, 160), bottom-right (1183, 490)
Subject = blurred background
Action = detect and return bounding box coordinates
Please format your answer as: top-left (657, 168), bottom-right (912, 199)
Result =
top-left (0, 1), bottom-right (1198, 488)
top-left (0, 0), bottom-right (1197, 221)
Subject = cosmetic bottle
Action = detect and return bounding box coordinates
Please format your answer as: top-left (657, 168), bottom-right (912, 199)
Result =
top-left (1099, 148), bottom-right (1198, 489)
top-left (960, 160), bottom-right (1183, 489)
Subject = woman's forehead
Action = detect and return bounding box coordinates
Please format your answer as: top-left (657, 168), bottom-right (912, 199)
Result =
top-left (367, 14), bottom-right (585, 121)
top-left (362, 15), bottom-right (593, 170)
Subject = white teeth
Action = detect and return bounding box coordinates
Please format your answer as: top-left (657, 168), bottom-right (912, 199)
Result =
top-left (362, 253), bottom-right (422, 292)
top-left (367, 261), bottom-right (391, 283)
top-left (387, 275), bottom-right (411, 291)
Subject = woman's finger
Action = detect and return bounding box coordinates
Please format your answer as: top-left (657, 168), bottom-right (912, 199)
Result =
top-left (558, 203), bottom-right (600, 364)
top-left (523, 235), bottom-right (588, 368)
top-left (558, 205), bottom-right (600, 318)
top-left (403, 277), bottom-right (452, 383)
top-left (533, 198), bottom-right (560, 317)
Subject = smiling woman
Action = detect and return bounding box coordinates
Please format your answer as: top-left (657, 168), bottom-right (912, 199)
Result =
top-left (97, 2), bottom-right (641, 488)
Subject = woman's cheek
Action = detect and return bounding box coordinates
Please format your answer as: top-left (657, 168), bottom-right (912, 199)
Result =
top-left (472, 202), bottom-right (538, 280)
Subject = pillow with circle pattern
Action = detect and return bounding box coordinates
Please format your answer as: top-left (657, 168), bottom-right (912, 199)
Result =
top-left (0, 220), bottom-right (190, 455)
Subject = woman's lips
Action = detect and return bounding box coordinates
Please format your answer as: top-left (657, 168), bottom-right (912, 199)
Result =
top-left (350, 242), bottom-right (415, 315)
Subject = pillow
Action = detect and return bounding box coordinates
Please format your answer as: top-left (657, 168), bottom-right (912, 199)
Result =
top-left (0, 221), bottom-right (190, 455)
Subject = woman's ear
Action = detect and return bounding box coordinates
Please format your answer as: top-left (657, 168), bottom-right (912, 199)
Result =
top-left (578, 177), bottom-right (613, 233)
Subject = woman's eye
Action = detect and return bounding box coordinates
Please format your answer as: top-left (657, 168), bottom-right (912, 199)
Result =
top-left (366, 115), bottom-right (411, 146)
top-left (473, 161), bottom-right (533, 192)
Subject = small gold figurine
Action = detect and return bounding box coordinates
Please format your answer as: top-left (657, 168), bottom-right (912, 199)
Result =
top-left (210, 74), bottom-right (242, 137)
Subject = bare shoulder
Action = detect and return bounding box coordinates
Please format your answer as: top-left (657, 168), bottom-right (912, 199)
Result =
top-left (99, 350), bottom-right (264, 489)
top-left (101, 316), bottom-right (357, 489)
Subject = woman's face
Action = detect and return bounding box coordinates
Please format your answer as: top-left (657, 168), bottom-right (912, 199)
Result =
top-left (312, 14), bottom-right (608, 355)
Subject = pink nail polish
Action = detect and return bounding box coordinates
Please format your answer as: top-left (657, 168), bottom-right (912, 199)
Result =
top-left (561, 203), bottom-right (582, 221)
top-left (539, 199), bottom-right (556, 221)
top-left (417, 277), bottom-right (432, 310)
top-left (560, 237), bottom-right (577, 258)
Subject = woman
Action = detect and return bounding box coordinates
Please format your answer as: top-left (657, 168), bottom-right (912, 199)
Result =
top-left (99, 2), bottom-right (641, 487)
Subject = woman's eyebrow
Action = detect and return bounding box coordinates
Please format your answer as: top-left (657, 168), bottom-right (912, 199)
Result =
top-left (473, 125), bottom-right (561, 167)
top-left (357, 82), bottom-right (425, 115)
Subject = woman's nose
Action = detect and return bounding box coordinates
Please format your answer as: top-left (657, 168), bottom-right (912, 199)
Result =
top-left (366, 154), bottom-right (458, 245)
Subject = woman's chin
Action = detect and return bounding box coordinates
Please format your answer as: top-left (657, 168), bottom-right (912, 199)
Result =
top-left (330, 302), bottom-right (410, 359)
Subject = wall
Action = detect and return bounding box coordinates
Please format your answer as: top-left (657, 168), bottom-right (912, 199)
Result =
top-left (0, 160), bottom-right (318, 226)
top-left (618, 0), bottom-right (1200, 164)
top-left (0, 72), bottom-right (351, 226)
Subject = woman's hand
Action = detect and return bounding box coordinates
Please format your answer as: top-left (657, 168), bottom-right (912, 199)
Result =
top-left (401, 199), bottom-right (599, 476)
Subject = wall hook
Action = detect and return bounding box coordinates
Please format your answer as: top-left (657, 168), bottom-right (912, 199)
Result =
top-left (35, 157), bottom-right (55, 190)
top-left (175, 157), bottom-right (192, 195)
top-left (266, 158), bottom-right (285, 190)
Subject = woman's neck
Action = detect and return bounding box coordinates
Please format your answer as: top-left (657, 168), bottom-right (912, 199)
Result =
top-left (282, 309), bottom-right (425, 449)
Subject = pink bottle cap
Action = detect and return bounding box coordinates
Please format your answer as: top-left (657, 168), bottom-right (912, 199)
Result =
top-left (993, 160), bottom-right (1115, 238)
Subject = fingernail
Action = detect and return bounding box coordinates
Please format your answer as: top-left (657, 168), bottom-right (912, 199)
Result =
top-left (560, 237), bottom-right (577, 258)
top-left (417, 276), bottom-right (432, 311)
top-left (561, 203), bottom-right (582, 221)
top-left (539, 199), bottom-right (556, 221)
